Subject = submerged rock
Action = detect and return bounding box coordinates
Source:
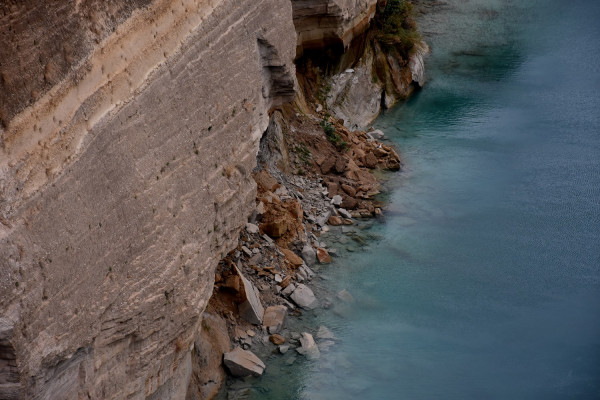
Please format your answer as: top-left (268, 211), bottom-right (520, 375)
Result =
top-left (316, 325), bottom-right (337, 341)
top-left (337, 289), bottom-right (355, 303)
top-left (269, 334), bottom-right (286, 345)
top-left (223, 347), bottom-right (266, 377)
top-left (316, 247), bottom-right (332, 263)
top-left (296, 332), bottom-right (320, 360)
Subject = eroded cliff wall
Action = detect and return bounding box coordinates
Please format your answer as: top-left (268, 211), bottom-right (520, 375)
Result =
top-left (0, 0), bottom-right (295, 398)
top-left (292, 0), bottom-right (378, 54)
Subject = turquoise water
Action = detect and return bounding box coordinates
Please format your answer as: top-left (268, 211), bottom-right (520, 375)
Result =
top-left (236, 1), bottom-right (600, 398)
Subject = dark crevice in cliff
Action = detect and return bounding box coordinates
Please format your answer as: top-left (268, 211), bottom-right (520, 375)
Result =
top-left (257, 38), bottom-right (296, 109)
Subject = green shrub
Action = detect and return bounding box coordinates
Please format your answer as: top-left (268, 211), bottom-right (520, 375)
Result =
top-left (320, 119), bottom-right (349, 151)
top-left (375, 0), bottom-right (420, 55)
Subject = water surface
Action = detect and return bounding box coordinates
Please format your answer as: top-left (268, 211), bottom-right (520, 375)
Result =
top-left (241, 1), bottom-right (600, 398)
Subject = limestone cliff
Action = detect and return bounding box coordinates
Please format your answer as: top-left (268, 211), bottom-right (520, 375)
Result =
top-left (0, 0), bottom-right (295, 398)
top-left (0, 0), bottom-right (406, 398)
top-left (292, 0), bottom-right (378, 55)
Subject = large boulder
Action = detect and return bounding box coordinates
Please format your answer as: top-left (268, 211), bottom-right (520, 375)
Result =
top-left (301, 245), bottom-right (317, 266)
top-left (263, 305), bottom-right (287, 334)
top-left (290, 284), bottom-right (318, 310)
top-left (223, 348), bottom-right (266, 377)
top-left (296, 332), bottom-right (320, 360)
top-left (235, 266), bottom-right (264, 325)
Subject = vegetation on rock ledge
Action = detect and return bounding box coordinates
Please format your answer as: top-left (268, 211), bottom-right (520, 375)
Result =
top-left (374, 0), bottom-right (420, 55)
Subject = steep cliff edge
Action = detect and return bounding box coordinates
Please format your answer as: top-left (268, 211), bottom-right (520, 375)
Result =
top-left (292, 0), bottom-right (378, 55)
top-left (1, 0), bottom-right (295, 398)
top-left (0, 0), bottom-right (418, 398)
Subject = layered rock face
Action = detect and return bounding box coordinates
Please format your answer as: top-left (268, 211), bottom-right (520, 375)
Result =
top-left (292, 0), bottom-right (378, 54)
top-left (0, 0), bottom-right (295, 398)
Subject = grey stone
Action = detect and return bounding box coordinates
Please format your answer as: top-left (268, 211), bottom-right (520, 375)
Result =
top-left (318, 340), bottom-right (336, 352)
top-left (245, 223), bottom-right (259, 234)
top-left (338, 208), bottom-right (352, 219)
top-left (331, 195), bottom-right (343, 206)
top-left (367, 129), bottom-right (385, 140)
top-left (235, 266), bottom-right (264, 325)
top-left (281, 283), bottom-right (296, 297)
top-left (242, 246), bottom-right (253, 257)
top-left (290, 284), bottom-right (318, 310)
top-left (223, 347), bottom-right (265, 377)
top-left (337, 289), bottom-right (354, 304)
top-left (316, 326), bottom-right (337, 341)
top-left (296, 333), bottom-right (320, 360)
top-left (316, 211), bottom-right (331, 227)
top-left (301, 245), bottom-right (316, 266)
top-left (278, 345), bottom-right (290, 354)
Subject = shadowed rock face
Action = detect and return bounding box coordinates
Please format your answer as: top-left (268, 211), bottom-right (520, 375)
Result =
top-left (0, 0), bottom-right (295, 398)
top-left (0, 0), bottom-right (381, 398)
top-left (292, 0), bottom-right (378, 55)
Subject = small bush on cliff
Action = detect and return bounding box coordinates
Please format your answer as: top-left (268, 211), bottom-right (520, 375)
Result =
top-left (320, 119), bottom-right (348, 151)
top-left (375, 0), bottom-right (420, 55)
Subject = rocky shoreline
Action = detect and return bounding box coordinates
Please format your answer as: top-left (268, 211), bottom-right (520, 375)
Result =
top-left (190, 101), bottom-right (404, 398)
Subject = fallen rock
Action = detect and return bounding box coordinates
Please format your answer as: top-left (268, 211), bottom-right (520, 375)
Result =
top-left (338, 208), bottom-right (352, 218)
top-left (296, 333), bottom-right (320, 360)
top-left (316, 211), bottom-right (331, 227)
top-left (318, 340), bottom-right (336, 352)
top-left (334, 157), bottom-right (348, 174)
top-left (367, 129), bottom-right (385, 140)
top-left (262, 219), bottom-right (288, 238)
top-left (254, 170), bottom-right (280, 192)
top-left (337, 289), bottom-right (355, 303)
top-left (279, 275), bottom-right (292, 289)
top-left (299, 264), bottom-right (315, 279)
top-left (331, 195), bottom-right (343, 206)
top-left (269, 334), bottom-right (286, 345)
top-left (235, 266), bottom-right (264, 325)
top-left (340, 195), bottom-right (358, 210)
top-left (223, 347), bottom-right (265, 377)
top-left (320, 158), bottom-right (335, 174)
top-left (281, 283), bottom-right (296, 297)
top-left (245, 223), bottom-right (259, 234)
top-left (316, 247), bottom-right (332, 263)
top-left (301, 245), bottom-right (316, 266)
top-left (282, 248), bottom-right (303, 267)
top-left (327, 215), bottom-right (343, 226)
top-left (341, 184), bottom-right (356, 197)
top-left (279, 345), bottom-right (290, 354)
top-left (316, 325), bottom-right (337, 341)
top-left (364, 152), bottom-right (378, 168)
top-left (290, 284), bottom-right (318, 309)
top-left (262, 305), bottom-right (287, 334)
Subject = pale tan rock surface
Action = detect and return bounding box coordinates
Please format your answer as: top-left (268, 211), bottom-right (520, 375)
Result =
top-left (292, 0), bottom-right (378, 54)
top-left (0, 0), bottom-right (295, 398)
top-left (0, 0), bottom-right (385, 398)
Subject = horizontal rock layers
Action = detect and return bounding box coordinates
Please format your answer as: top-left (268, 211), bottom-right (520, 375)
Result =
top-left (0, 0), bottom-right (296, 398)
top-left (292, 0), bottom-right (378, 54)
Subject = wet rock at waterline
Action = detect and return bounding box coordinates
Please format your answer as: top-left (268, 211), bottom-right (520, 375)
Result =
top-left (263, 305), bottom-right (287, 334)
top-left (296, 333), bottom-right (320, 360)
top-left (290, 284), bottom-right (318, 309)
top-left (223, 348), bottom-right (266, 377)
top-left (301, 245), bottom-right (317, 265)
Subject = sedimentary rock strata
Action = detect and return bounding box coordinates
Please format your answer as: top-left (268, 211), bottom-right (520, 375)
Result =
top-left (292, 0), bottom-right (378, 53)
top-left (0, 0), bottom-right (295, 398)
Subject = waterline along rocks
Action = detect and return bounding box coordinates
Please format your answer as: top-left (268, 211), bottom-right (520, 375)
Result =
top-left (0, 0), bottom-right (423, 398)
